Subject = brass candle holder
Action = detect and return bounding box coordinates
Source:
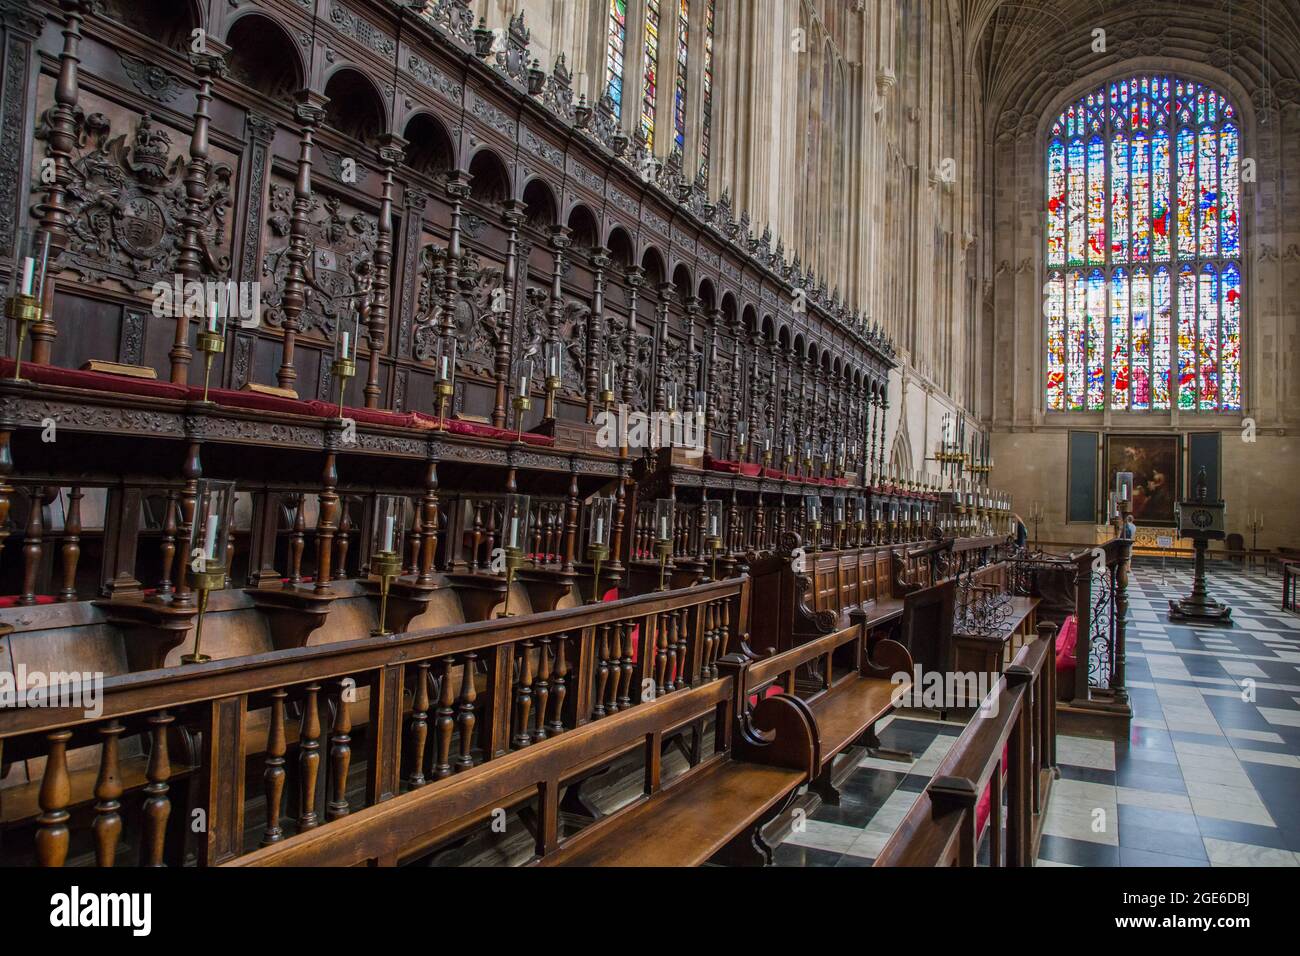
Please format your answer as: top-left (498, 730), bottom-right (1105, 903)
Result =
top-left (655, 537), bottom-right (673, 591)
top-left (587, 542), bottom-right (609, 604)
top-left (435, 376), bottom-right (454, 426)
top-left (332, 355), bottom-right (356, 417)
top-left (180, 562), bottom-right (227, 665)
top-left (502, 545), bottom-right (525, 616)
top-left (5, 293), bottom-right (40, 383)
top-left (6, 229), bottom-right (50, 383)
top-left (653, 498), bottom-right (675, 591)
top-left (513, 391), bottom-right (532, 441)
top-left (196, 323), bottom-right (224, 403)
top-left (180, 478), bottom-right (235, 665)
top-left (369, 549), bottom-right (402, 636)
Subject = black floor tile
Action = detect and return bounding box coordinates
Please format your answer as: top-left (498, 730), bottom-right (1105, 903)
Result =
top-left (771, 844), bottom-right (842, 867)
top-left (1037, 835), bottom-right (1120, 867)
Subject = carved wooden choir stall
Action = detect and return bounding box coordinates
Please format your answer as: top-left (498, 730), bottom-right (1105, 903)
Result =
top-left (0, 0), bottom-right (1046, 868)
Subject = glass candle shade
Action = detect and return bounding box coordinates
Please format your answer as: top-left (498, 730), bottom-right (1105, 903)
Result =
top-left (704, 498), bottom-right (723, 544)
top-left (503, 494), bottom-right (531, 553)
top-left (545, 340), bottom-right (563, 385)
top-left (189, 479), bottom-right (236, 583)
top-left (587, 495), bottom-right (613, 551)
top-left (653, 498), bottom-right (675, 543)
top-left (804, 494), bottom-right (822, 527)
top-left (371, 495), bottom-right (413, 562)
top-left (436, 336), bottom-right (457, 391)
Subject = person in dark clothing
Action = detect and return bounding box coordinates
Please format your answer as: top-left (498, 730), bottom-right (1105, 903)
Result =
top-left (1011, 511), bottom-right (1028, 549)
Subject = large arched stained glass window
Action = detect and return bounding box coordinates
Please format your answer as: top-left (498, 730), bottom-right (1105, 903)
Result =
top-left (1045, 76), bottom-right (1242, 412)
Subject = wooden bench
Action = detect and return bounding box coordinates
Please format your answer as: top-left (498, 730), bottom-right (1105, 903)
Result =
top-left (873, 622), bottom-right (1059, 866)
top-left (742, 617), bottom-right (913, 805)
top-left (227, 654), bottom-right (818, 867)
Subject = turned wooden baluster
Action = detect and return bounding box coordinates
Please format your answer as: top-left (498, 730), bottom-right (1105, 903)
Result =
top-left (605, 622), bottom-right (622, 714)
top-left (58, 486), bottom-right (83, 601)
top-left (667, 610), bottom-right (681, 692)
top-left (326, 680), bottom-right (352, 820)
top-left (92, 720), bottom-right (124, 865)
top-left (718, 598), bottom-right (731, 658)
top-left (288, 494), bottom-right (306, 585)
top-left (618, 621), bottom-right (634, 709)
top-left (155, 489), bottom-right (178, 600)
top-left (702, 600), bottom-right (717, 679)
top-left (456, 652), bottom-right (477, 770)
top-left (593, 623), bottom-right (611, 719)
top-left (654, 612), bottom-right (669, 697)
top-left (513, 639), bottom-right (535, 748)
top-left (416, 462), bottom-right (440, 584)
top-left (405, 495), bottom-right (421, 575)
top-left (408, 661), bottom-right (431, 787)
top-left (333, 498), bottom-right (352, 581)
top-left (548, 635), bottom-right (569, 734)
top-left (297, 683), bottom-right (322, 831)
top-left (313, 452), bottom-right (339, 594)
top-left (434, 656), bottom-right (456, 779)
top-left (469, 501), bottom-right (484, 572)
top-left (141, 710), bottom-right (173, 866)
top-left (532, 636), bottom-right (552, 742)
top-left (19, 488), bottom-right (44, 605)
top-left (35, 730), bottom-right (72, 867)
top-left (262, 688), bottom-right (287, 845)
top-left (679, 607), bottom-right (693, 688)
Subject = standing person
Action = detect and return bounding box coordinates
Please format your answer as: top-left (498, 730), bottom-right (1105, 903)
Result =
top-left (1010, 511), bottom-right (1028, 549)
top-left (1122, 511), bottom-right (1137, 540)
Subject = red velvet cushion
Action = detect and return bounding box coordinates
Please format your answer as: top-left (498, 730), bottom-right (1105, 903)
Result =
top-left (0, 595), bottom-right (56, 608)
top-left (411, 414), bottom-right (556, 446)
top-left (1055, 615), bottom-right (1078, 699)
top-left (303, 400), bottom-right (420, 428)
top-left (194, 386), bottom-right (312, 416)
top-left (760, 466), bottom-right (787, 480)
top-left (0, 360), bottom-right (190, 400)
top-left (704, 456), bottom-right (741, 474)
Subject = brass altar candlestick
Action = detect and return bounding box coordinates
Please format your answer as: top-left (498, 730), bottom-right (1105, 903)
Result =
top-left (653, 498), bottom-right (675, 592)
top-left (586, 495), bottom-right (614, 604)
top-left (543, 341), bottom-right (562, 420)
top-left (513, 359), bottom-right (534, 441)
top-left (181, 479), bottom-right (235, 665)
top-left (704, 498), bottom-right (724, 582)
top-left (370, 549), bottom-right (402, 636)
top-left (501, 494), bottom-right (530, 617)
top-left (5, 229), bottom-right (50, 383)
top-left (804, 494), bottom-right (822, 555)
top-left (332, 313), bottom-right (360, 417)
top-left (435, 336), bottom-right (457, 428)
top-left (196, 301), bottom-right (226, 403)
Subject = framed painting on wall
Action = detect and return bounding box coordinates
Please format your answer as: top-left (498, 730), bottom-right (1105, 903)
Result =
top-left (1104, 434), bottom-right (1181, 526)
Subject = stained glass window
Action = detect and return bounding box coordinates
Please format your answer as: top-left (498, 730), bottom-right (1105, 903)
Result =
top-left (673, 0), bottom-right (689, 151)
top-left (606, 0), bottom-right (627, 113)
top-left (699, 0), bottom-right (715, 177)
top-left (1044, 75), bottom-right (1242, 412)
top-left (641, 0), bottom-right (661, 148)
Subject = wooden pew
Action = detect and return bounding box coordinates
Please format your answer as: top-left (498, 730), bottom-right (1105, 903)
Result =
top-left (227, 654), bottom-right (818, 867)
top-left (741, 615), bottom-right (913, 805)
top-left (873, 622), bottom-right (1059, 866)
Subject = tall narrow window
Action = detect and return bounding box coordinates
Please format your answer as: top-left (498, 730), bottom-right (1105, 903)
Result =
top-left (699, 0), bottom-right (715, 178)
top-left (1044, 75), bottom-right (1242, 412)
top-left (606, 0), bottom-right (628, 112)
top-left (641, 0), bottom-right (661, 148)
top-left (673, 0), bottom-right (690, 151)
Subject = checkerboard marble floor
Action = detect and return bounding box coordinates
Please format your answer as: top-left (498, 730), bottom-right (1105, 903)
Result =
top-left (772, 563), bottom-right (1300, 867)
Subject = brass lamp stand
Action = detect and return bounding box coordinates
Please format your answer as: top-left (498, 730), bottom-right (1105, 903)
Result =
top-left (333, 353), bottom-right (356, 417)
top-left (434, 376), bottom-right (453, 427)
top-left (5, 293), bottom-right (39, 382)
top-left (655, 536), bottom-right (672, 592)
top-left (197, 324), bottom-right (224, 403)
top-left (180, 563), bottom-right (225, 665)
top-left (587, 542), bottom-right (608, 604)
top-left (501, 545), bottom-right (525, 616)
top-left (513, 392), bottom-right (531, 441)
top-left (370, 549), bottom-right (402, 636)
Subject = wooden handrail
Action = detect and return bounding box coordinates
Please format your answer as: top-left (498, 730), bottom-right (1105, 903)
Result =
top-left (873, 621), bottom-right (1058, 867)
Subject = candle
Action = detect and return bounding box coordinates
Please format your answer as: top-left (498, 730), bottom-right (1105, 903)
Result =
top-left (594, 515), bottom-right (604, 543)
top-left (440, 354), bottom-right (450, 380)
top-left (203, 513), bottom-right (219, 561)
top-left (208, 299), bottom-right (219, 333)
top-left (510, 516), bottom-right (520, 549)
top-left (710, 513), bottom-right (719, 536)
top-left (20, 257), bottom-right (34, 297)
top-left (383, 515), bottom-right (395, 553)
top-left (659, 515), bottom-right (669, 539)
top-left (341, 331), bottom-right (350, 360)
